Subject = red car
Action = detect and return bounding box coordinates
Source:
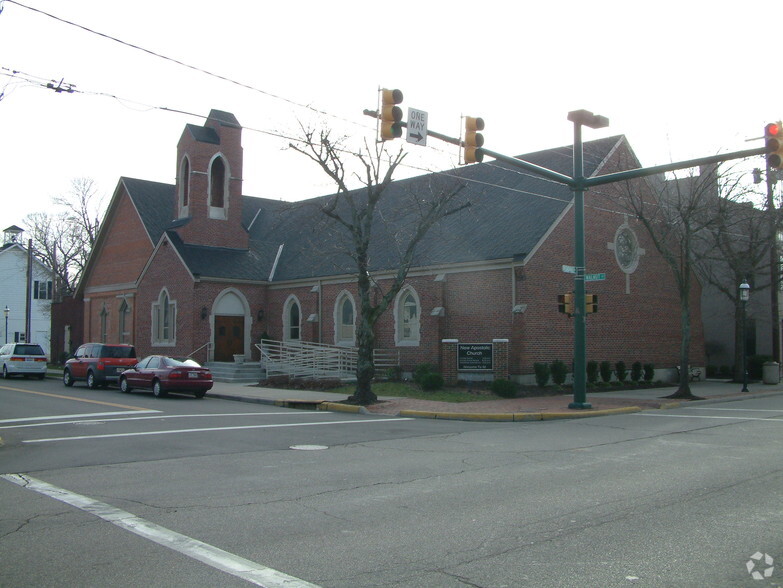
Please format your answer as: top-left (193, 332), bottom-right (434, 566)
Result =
top-left (119, 355), bottom-right (213, 398)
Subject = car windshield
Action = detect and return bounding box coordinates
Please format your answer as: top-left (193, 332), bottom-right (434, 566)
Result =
top-left (100, 346), bottom-right (136, 359)
top-left (15, 345), bottom-right (44, 355)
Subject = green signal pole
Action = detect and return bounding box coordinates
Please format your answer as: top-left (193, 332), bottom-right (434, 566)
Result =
top-left (567, 110), bottom-right (607, 409)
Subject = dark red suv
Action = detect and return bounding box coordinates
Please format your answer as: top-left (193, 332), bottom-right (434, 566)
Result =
top-left (63, 343), bottom-right (137, 389)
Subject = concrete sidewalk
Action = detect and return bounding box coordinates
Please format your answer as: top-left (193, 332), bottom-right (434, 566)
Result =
top-left (206, 379), bottom-right (783, 422)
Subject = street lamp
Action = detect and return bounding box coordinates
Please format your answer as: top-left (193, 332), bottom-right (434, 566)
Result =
top-left (740, 280), bottom-right (750, 392)
top-left (3, 306), bottom-right (8, 344)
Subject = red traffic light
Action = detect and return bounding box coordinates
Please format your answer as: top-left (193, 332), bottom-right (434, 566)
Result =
top-left (766, 121), bottom-right (783, 169)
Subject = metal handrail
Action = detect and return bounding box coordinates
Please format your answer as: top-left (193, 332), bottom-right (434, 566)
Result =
top-left (255, 339), bottom-right (399, 381)
top-left (187, 342), bottom-right (212, 364)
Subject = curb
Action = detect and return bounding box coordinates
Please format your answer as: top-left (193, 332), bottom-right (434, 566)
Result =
top-left (398, 405), bottom-right (643, 422)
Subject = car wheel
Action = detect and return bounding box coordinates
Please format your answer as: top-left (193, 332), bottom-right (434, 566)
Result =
top-left (194, 390), bottom-right (206, 399)
top-left (2, 365), bottom-right (9, 379)
top-left (63, 369), bottom-right (74, 387)
top-left (152, 380), bottom-right (166, 398)
top-left (37, 373), bottom-right (45, 380)
top-left (86, 371), bottom-right (97, 389)
top-left (119, 377), bottom-right (131, 393)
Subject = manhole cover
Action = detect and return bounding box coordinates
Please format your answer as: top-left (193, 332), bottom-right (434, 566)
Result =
top-left (289, 445), bottom-right (328, 451)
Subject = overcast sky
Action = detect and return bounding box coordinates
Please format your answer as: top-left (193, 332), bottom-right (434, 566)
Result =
top-left (0, 0), bottom-right (778, 229)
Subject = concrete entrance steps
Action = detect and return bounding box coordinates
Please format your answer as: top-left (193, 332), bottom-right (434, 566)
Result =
top-left (206, 361), bottom-right (264, 383)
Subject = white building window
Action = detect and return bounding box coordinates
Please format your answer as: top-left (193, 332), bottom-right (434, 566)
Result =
top-left (100, 305), bottom-right (108, 343)
top-left (394, 287), bottom-right (420, 346)
top-left (152, 289), bottom-right (176, 345)
top-left (119, 299), bottom-right (130, 344)
top-left (34, 280), bottom-right (53, 300)
top-left (283, 296), bottom-right (301, 342)
top-left (334, 291), bottom-right (355, 346)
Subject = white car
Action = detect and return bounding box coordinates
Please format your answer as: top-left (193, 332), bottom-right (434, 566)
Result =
top-left (0, 343), bottom-right (48, 379)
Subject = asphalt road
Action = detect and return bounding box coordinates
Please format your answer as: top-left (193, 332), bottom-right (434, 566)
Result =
top-left (2, 378), bottom-right (783, 587)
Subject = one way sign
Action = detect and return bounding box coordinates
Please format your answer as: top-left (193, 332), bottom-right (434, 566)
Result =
top-left (406, 108), bottom-right (427, 146)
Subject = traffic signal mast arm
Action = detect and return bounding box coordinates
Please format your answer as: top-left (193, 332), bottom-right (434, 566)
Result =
top-left (364, 109), bottom-right (768, 187)
top-left (363, 108), bottom-right (573, 185)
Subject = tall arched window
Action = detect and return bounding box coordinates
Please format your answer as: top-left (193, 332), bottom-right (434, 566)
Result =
top-left (334, 292), bottom-right (355, 345)
top-left (395, 287), bottom-right (420, 346)
top-left (209, 156), bottom-right (226, 209)
top-left (100, 304), bottom-right (108, 343)
top-left (284, 296), bottom-right (301, 342)
top-left (178, 156), bottom-right (190, 214)
top-left (152, 289), bottom-right (176, 346)
top-left (118, 299), bottom-right (130, 344)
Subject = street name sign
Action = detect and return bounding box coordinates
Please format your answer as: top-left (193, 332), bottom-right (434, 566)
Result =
top-left (584, 273), bottom-right (606, 281)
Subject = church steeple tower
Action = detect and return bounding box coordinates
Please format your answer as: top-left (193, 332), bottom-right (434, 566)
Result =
top-left (173, 110), bottom-right (247, 249)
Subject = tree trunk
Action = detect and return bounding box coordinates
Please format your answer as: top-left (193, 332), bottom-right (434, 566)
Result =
top-left (664, 275), bottom-right (703, 400)
top-left (348, 252), bottom-right (378, 406)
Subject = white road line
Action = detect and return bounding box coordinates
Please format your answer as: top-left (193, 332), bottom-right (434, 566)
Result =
top-left (634, 413), bottom-right (783, 422)
top-left (23, 417), bottom-right (415, 443)
top-left (1, 474), bottom-right (320, 588)
top-left (681, 407), bottom-right (783, 413)
top-left (0, 412), bottom-right (334, 430)
top-left (0, 411), bottom-right (160, 424)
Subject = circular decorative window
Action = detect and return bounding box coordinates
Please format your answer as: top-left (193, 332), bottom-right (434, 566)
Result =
top-left (614, 226), bottom-right (639, 273)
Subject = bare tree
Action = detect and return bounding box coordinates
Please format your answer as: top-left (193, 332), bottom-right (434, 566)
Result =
top-left (611, 162), bottom-right (769, 398)
top-left (290, 129), bottom-right (469, 404)
top-left (23, 177), bottom-right (105, 298)
top-left (688, 168), bottom-right (773, 382)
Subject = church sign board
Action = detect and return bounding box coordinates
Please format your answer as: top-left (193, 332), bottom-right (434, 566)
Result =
top-left (457, 343), bottom-right (493, 371)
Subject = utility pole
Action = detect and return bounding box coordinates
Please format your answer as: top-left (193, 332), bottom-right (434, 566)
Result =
top-left (766, 162), bottom-right (780, 365)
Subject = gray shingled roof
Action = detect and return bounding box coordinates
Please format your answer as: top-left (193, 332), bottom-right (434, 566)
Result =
top-left (121, 177), bottom-right (176, 244)
top-left (123, 135), bottom-right (627, 283)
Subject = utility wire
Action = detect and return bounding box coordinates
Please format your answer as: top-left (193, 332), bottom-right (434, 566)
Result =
top-left (3, 0), bottom-right (369, 131)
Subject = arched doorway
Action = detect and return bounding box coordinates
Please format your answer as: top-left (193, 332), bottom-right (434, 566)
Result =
top-left (212, 290), bottom-right (249, 361)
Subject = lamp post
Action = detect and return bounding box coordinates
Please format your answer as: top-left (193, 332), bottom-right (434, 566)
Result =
top-left (3, 306), bottom-right (8, 344)
top-left (740, 280), bottom-right (750, 392)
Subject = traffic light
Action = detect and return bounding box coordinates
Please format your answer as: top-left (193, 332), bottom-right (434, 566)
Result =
top-left (766, 122), bottom-right (783, 169)
top-left (463, 116), bottom-right (485, 164)
top-left (585, 294), bottom-right (599, 313)
top-left (557, 293), bottom-right (574, 315)
top-left (380, 88), bottom-right (403, 141)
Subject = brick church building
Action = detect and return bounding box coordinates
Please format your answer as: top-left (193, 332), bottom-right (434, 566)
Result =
top-left (70, 109), bottom-right (705, 382)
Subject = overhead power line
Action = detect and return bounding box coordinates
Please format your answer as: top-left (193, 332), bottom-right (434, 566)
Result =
top-left (3, 0), bottom-right (365, 129)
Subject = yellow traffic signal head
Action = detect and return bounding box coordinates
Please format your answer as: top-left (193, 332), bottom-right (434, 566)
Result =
top-left (557, 292), bottom-right (574, 315)
top-left (463, 116), bottom-right (485, 164)
top-left (766, 122), bottom-right (783, 169)
top-left (380, 88), bottom-right (404, 140)
top-left (585, 294), bottom-right (599, 313)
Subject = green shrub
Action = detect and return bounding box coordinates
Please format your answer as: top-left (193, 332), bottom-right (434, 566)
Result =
top-left (534, 362), bottom-right (551, 387)
top-left (587, 360), bottom-right (599, 384)
top-left (631, 361), bottom-right (643, 382)
top-left (413, 363), bottom-right (435, 385)
top-left (550, 360), bottom-right (568, 385)
top-left (599, 361), bottom-right (612, 383)
top-left (491, 379), bottom-right (518, 398)
top-left (615, 361), bottom-right (627, 382)
top-left (643, 363), bottom-right (655, 382)
top-left (420, 372), bottom-right (444, 391)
